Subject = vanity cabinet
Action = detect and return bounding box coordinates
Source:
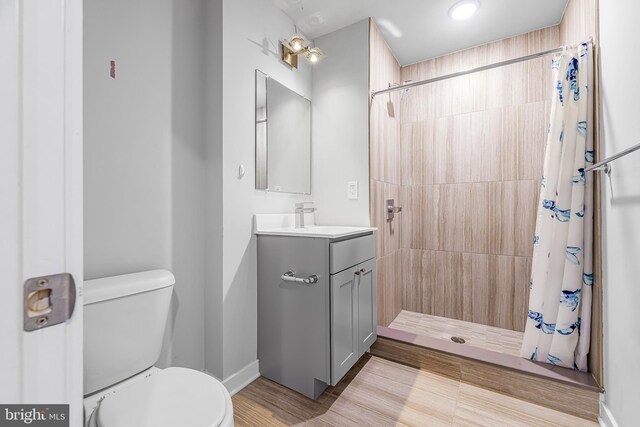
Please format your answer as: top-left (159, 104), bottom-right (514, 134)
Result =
top-left (257, 231), bottom-right (376, 399)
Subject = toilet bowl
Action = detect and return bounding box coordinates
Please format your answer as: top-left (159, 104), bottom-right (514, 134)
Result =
top-left (83, 270), bottom-right (233, 427)
top-left (84, 367), bottom-right (233, 427)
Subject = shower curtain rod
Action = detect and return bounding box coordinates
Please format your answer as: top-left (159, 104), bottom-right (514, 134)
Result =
top-left (370, 45), bottom-right (566, 99)
top-left (585, 142), bottom-right (640, 173)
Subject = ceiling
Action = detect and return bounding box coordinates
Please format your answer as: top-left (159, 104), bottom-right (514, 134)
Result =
top-left (274, 0), bottom-right (569, 66)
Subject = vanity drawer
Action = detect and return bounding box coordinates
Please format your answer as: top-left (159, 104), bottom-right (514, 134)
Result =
top-left (330, 234), bottom-right (376, 274)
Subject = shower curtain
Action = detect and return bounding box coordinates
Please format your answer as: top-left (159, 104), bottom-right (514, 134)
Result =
top-left (520, 42), bottom-right (594, 371)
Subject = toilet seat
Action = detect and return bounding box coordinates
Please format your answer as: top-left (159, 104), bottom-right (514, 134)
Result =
top-left (91, 367), bottom-right (231, 427)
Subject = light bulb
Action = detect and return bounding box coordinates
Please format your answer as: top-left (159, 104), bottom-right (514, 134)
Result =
top-left (291, 38), bottom-right (303, 52)
top-left (449, 0), bottom-right (480, 21)
top-left (306, 48), bottom-right (323, 64)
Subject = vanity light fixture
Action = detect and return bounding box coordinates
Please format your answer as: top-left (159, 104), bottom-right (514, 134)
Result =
top-left (449, 0), bottom-right (480, 21)
top-left (281, 33), bottom-right (325, 69)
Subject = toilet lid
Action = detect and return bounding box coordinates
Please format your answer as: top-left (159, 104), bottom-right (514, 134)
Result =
top-left (97, 367), bottom-right (228, 427)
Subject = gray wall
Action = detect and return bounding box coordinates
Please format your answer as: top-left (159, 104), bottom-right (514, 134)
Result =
top-left (599, 2), bottom-right (640, 425)
top-left (84, 0), bottom-right (206, 371)
top-left (311, 20), bottom-right (371, 227)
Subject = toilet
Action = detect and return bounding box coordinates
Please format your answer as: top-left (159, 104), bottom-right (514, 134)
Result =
top-left (83, 270), bottom-right (233, 427)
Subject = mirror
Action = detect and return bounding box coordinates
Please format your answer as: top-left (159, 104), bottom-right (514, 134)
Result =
top-left (255, 70), bottom-right (311, 194)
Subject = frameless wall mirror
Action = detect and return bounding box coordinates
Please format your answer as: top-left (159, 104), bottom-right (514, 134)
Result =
top-left (255, 69), bottom-right (311, 194)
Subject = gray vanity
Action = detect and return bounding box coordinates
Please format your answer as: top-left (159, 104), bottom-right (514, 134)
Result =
top-left (255, 214), bottom-right (377, 399)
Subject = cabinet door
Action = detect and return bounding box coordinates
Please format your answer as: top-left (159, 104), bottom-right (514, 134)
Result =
top-left (357, 258), bottom-right (377, 356)
top-left (330, 266), bottom-right (358, 385)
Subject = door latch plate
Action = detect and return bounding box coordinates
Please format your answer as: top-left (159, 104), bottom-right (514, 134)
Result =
top-left (24, 273), bottom-right (76, 331)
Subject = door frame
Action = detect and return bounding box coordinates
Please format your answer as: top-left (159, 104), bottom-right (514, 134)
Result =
top-left (0, 0), bottom-right (84, 425)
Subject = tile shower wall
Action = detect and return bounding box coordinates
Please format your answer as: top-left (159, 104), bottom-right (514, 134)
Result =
top-left (394, 27), bottom-right (559, 332)
top-left (369, 20), bottom-right (403, 326)
top-left (560, 0), bottom-right (598, 45)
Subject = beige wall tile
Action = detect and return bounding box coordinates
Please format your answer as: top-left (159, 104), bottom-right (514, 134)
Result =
top-left (560, 0), bottom-right (598, 46)
top-left (464, 183), bottom-right (491, 255)
top-left (401, 121), bottom-right (436, 186)
top-left (437, 184), bottom-right (466, 252)
top-left (462, 253), bottom-right (490, 325)
top-left (401, 185), bottom-right (439, 250)
top-left (527, 26), bottom-right (561, 55)
top-left (514, 256), bottom-right (532, 331)
top-left (489, 255), bottom-right (517, 329)
top-left (470, 109), bottom-right (503, 183)
top-left (513, 180), bottom-right (539, 257)
top-left (377, 253), bottom-right (402, 327)
top-left (434, 115), bottom-right (472, 184)
top-left (519, 101), bottom-right (548, 180)
top-left (433, 251), bottom-right (464, 320)
top-left (435, 76), bottom-right (472, 118)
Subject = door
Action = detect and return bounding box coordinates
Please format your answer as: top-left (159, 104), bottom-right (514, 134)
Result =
top-left (330, 266), bottom-right (358, 385)
top-left (0, 0), bottom-right (84, 425)
top-left (357, 258), bottom-right (377, 356)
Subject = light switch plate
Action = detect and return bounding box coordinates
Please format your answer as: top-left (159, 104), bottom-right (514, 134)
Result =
top-left (347, 181), bottom-right (358, 200)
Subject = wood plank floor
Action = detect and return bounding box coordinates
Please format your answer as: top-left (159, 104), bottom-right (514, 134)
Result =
top-left (389, 310), bottom-right (524, 357)
top-left (232, 355), bottom-right (597, 426)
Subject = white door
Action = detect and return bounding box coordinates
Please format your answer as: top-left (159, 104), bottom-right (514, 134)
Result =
top-left (0, 0), bottom-right (83, 425)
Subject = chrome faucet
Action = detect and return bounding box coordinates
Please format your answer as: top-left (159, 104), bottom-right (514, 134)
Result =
top-left (295, 202), bottom-right (316, 229)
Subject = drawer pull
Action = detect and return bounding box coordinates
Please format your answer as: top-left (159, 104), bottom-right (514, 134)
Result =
top-left (281, 271), bottom-right (319, 285)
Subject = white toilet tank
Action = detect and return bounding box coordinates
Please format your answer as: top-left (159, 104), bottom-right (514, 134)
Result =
top-left (83, 270), bottom-right (175, 395)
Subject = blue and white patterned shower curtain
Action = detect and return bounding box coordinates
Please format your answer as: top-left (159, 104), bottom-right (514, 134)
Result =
top-left (520, 42), bottom-right (594, 371)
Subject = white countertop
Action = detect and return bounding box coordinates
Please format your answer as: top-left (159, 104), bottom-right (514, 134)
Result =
top-left (254, 213), bottom-right (376, 239)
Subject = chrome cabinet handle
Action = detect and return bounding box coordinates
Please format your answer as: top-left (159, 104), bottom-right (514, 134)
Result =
top-left (354, 271), bottom-right (361, 276)
top-left (281, 271), bottom-right (319, 285)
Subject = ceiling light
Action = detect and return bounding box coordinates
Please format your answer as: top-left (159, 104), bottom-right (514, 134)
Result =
top-left (449, 0), bottom-right (480, 21)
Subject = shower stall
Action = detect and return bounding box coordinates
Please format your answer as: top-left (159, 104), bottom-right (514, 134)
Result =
top-left (368, 14), bottom-right (602, 390)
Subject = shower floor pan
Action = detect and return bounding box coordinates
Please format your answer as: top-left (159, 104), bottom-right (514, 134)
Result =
top-left (389, 310), bottom-right (524, 357)
top-left (372, 311), bottom-right (602, 420)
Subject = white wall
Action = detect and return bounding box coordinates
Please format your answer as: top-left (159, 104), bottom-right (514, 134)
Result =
top-left (312, 20), bottom-right (371, 226)
top-left (599, 2), bottom-right (640, 426)
top-left (84, 0), bottom-right (173, 279)
top-left (204, 0), bottom-right (313, 381)
top-left (165, 0), bottom-right (207, 371)
top-left (85, 0), bottom-right (372, 386)
top-left (203, 0), bottom-right (224, 380)
top-left (84, 0), bottom-right (206, 371)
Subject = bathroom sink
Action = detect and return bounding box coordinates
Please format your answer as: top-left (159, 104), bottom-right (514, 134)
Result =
top-left (256, 225), bottom-right (376, 238)
top-left (254, 213), bottom-right (376, 238)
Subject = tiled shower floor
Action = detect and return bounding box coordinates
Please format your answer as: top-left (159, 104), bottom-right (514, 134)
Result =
top-left (388, 310), bottom-right (525, 357)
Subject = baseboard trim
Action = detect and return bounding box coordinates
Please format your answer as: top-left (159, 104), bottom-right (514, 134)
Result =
top-left (599, 402), bottom-right (619, 427)
top-left (222, 360), bottom-right (260, 396)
